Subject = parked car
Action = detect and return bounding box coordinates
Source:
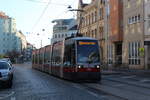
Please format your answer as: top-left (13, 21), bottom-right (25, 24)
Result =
top-left (0, 58), bottom-right (12, 66)
top-left (0, 61), bottom-right (13, 88)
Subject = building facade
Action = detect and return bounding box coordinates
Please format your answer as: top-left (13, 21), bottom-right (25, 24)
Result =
top-left (123, 0), bottom-right (145, 69)
top-left (51, 18), bottom-right (77, 44)
top-left (0, 12), bottom-right (27, 56)
top-left (24, 43), bottom-right (36, 61)
top-left (144, 0), bottom-right (150, 69)
top-left (78, 0), bottom-right (106, 63)
top-left (0, 12), bottom-right (17, 55)
top-left (78, 0), bottom-right (123, 67)
top-left (106, 0), bottom-right (123, 66)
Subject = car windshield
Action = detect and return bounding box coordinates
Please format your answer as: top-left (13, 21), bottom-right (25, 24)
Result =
top-left (0, 62), bottom-right (9, 69)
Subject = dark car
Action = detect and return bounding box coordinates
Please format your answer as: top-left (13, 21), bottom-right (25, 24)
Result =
top-left (0, 61), bottom-right (13, 88)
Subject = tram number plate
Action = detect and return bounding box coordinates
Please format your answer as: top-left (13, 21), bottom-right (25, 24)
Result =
top-left (87, 68), bottom-right (91, 71)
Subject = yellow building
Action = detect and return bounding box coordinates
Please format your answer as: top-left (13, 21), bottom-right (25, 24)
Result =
top-left (78, 0), bottom-right (106, 64)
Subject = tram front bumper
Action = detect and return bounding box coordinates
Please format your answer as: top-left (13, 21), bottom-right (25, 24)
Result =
top-left (63, 72), bottom-right (101, 81)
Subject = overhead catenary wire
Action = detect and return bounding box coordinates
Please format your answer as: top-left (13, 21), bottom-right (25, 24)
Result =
top-left (30, 0), bottom-right (77, 34)
top-left (31, 0), bottom-right (52, 32)
top-left (26, 0), bottom-right (69, 6)
top-left (39, 0), bottom-right (77, 31)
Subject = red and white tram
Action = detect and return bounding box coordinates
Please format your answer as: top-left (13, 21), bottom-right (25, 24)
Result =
top-left (32, 37), bottom-right (101, 81)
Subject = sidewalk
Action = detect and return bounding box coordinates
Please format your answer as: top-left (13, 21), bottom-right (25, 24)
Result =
top-left (102, 70), bottom-right (122, 75)
top-left (102, 69), bottom-right (150, 76)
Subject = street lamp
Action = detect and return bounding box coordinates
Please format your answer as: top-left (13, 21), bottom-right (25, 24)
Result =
top-left (37, 33), bottom-right (42, 48)
top-left (48, 38), bottom-right (51, 44)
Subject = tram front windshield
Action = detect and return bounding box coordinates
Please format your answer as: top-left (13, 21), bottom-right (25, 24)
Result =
top-left (77, 40), bottom-right (100, 64)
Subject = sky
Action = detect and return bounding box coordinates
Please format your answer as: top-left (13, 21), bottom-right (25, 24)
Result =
top-left (0, 0), bottom-right (91, 48)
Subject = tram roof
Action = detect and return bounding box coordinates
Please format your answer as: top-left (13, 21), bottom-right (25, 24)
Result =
top-left (69, 37), bottom-right (97, 41)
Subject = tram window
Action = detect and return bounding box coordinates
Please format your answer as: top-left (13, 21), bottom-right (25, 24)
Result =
top-left (52, 44), bottom-right (63, 66)
top-left (64, 43), bottom-right (75, 66)
top-left (44, 51), bottom-right (50, 64)
top-left (39, 53), bottom-right (42, 64)
top-left (32, 55), bottom-right (34, 64)
top-left (35, 54), bottom-right (37, 64)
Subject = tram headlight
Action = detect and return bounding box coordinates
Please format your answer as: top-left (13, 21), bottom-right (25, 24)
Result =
top-left (96, 65), bottom-right (100, 68)
top-left (78, 65), bottom-right (81, 68)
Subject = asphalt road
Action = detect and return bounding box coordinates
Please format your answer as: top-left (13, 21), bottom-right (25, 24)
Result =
top-left (0, 63), bottom-right (150, 100)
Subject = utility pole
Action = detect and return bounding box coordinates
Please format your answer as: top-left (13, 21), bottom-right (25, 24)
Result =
top-left (68, 6), bottom-right (85, 36)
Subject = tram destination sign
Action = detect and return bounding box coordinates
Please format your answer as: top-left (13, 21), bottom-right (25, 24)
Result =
top-left (79, 41), bottom-right (96, 45)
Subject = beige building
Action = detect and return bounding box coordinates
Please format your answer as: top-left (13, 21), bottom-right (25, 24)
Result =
top-left (15, 31), bottom-right (27, 52)
top-left (123, 0), bottom-right (146, 69)
top-left (78, 0), bottom-right (123, 68)
top-left (78, 0), bottom-right (106, 63)
top-left (78, 0), bottom-right (150, 69)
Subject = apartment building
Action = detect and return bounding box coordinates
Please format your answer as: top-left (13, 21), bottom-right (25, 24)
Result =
top-left (0, 11), bottom-right (27, 55)
top-left (0, 12), bottom-right (17, 54)
top-left (107, 0), bottom-right (123, 66)
top-left (144, 0), bottom-right (150, 69)
top-left (78, 0), bottom-right (106, 62)
top-left (51, 18), bottom-right (77, 44)
top-left (123, 0), bottom-right (145, 69)
top-left (78, 0), bottom-right (123, 67)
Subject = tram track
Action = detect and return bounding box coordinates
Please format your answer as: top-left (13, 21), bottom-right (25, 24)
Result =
top-left (101, 79), bottom-right (150, 97)
top-left (103, 77), bottom-right (150, 89)
top-left (78, 83), bottom-right (128, 100)
top-left (80, 81), bottom-right (150, 100)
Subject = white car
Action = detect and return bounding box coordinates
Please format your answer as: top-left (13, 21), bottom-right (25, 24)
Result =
top-left (0, 58), bottom-right (12, 66)
top-left (0, 61), bottom-right (13, 88)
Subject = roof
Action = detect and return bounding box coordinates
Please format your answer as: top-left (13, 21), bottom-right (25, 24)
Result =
top-left (72, 37), bottom-right (97, 41)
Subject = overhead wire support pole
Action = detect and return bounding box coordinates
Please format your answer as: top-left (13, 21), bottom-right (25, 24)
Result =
top-left (68, 7), bottom-right (85, 37)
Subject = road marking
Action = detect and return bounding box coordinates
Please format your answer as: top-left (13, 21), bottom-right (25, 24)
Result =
top-left (0, 91), bottom-right (15, 100)
top-left (72, 83), bottom-right (100, 98)
top-left (121, 75), bottom-right (136, 79)
top-left (11, 97), bottom-right (16, 100)
top-left (140, 79), bottom-right (150, 83)
top-left (114, 84), bottom-right (124, 87)
top-left (87, 90), bottom-right (99, 98)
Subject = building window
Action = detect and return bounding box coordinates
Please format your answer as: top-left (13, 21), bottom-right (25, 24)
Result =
top-left (65, 34), bottom-right (67, 37)
top-left (58, 34), bottom-right (60, 38)
top-left (128, 42), bottom-right (140, 65)
top-left (89, 15), bottom-right (90, 25)
top-left (147, 15), bottom-right (150, 28)
top-left (138, 14), bottom-right (141, 22)
top-left (128, 17), bottom-right (132, 24)
top-left (92, 13), bottom-right (94, 23)
top-left (135, 16), bottom-right (137, 22)
top-left (108, 44), bottom-right (113, 64)
top-left (132, 17), bottom-right (135, 23)
top-left (95, 11), bottom-right (97, 22)
top-left (55, 34), bottom-right (57, 38)
top-left (127, 0), bottom-right (130, 8)
top-left (62, 34), bottom-right (64, 38)
top-left (99, 8), bottom-right (103, 19)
